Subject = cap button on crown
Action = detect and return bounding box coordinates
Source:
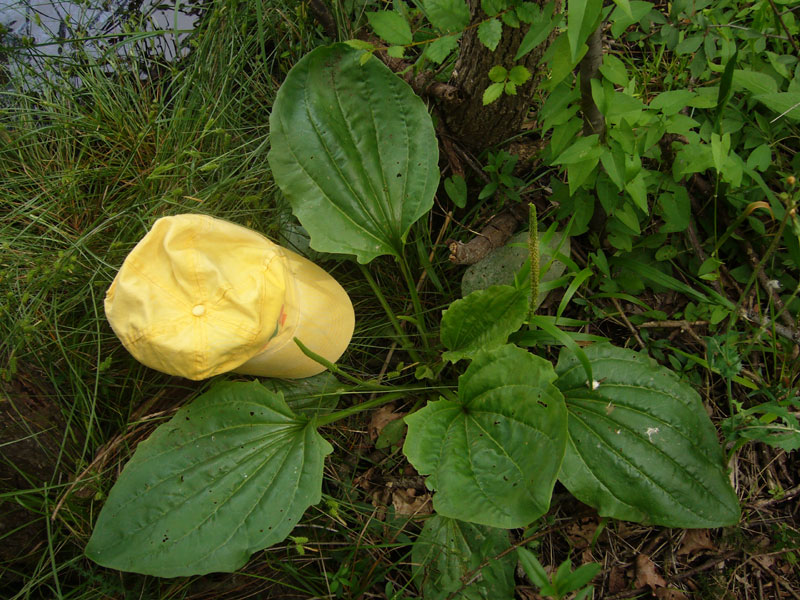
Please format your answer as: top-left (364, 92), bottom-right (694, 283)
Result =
top-left (192, 304), bottom-right (206, 317)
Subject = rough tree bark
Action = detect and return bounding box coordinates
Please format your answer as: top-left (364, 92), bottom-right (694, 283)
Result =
top-left (444, 0), bottom-right (559, 153)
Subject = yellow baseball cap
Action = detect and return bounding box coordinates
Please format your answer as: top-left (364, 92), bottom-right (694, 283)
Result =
top-left (104, 214), bottom-right (355, 380)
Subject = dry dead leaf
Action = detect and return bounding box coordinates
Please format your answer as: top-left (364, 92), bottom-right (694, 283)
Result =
top-left (566, 517), bottom-right (599, 549)
top-left (391, 487), bottom-right (432, 516)
top-left (677, 529), bottom-right (715, 558)
top-left (635, 554), bottom-right (666, 591)
top-left (655, 588), bottom-right (689, 600)
top-left (368, 404), bottom-right (404, 442)
top-left (607, 565), bottom-right (627, 594)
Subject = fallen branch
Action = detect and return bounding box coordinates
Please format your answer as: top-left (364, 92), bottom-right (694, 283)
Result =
top-left (446, 202), bottom-right (529, 264)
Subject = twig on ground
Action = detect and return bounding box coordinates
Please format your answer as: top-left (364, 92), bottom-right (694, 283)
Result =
top-left (610, 296), bottom-right (646, 350)
top-left (744, 241), bottom-right (798, 331)
top-left (447, 203), bottom-right (529, 264)
top-left (739, 308), bottom-right (800, 345)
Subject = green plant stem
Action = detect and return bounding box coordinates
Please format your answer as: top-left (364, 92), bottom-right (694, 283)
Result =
top-left (398, 255), bottom-right (430, 350)
top-left (528, 203), bottom-right (539, 322)
top-left (294, 337), bottom-right (399, 391)
top-left (315, 390), bottom-right (412, 427)
top-left (357, 263), bottom-right (423, 363)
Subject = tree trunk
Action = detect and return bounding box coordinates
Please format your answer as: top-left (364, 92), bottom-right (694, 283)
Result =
top-left (444, 1), bottom-right (558, 153)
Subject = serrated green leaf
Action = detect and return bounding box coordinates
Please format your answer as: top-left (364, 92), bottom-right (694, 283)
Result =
top-left (413, 516), bottom-right (515, 600)
top-left (344, 39), bottom-right (376, 51)
top-left (483, 81), bottom-right (506, 105)
top-left (488, 65), bottom-right (508, 82)
top-left (85, 381), bottom-right (332, 576)
top-left (269, 44), bottom-right (439, 263)
top-left (505, 81), bottom-right (517, 95)
top-left (554, 344), bottom-right (741, 527)
top-left (387, 45), bottom-right (405, 58)
top-left (508, 65), bottom-right (532, 85)
top-left (515, 1), bottom-right (558, 60)
top-left (424, 0), bottom-right (470, 32)
top-left (367, 11), bottom-right (412, 45)
top-left (482, 0), bottom-right (508, 16)
top-left (441, 285), bottom-right (528, 362)
top-left (424, 34), bottom-right (459, 63)
top-left (478, 18), bottom-right (503, 51)
top-left (404, 345), bottom-right (568, 528)
top-left (515, 2), bottom-right (541, 23)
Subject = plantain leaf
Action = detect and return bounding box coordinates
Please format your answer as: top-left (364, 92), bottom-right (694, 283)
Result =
top-left (554, 344), bottom-right (740, 528)
top-left (441, 285), bottom-right (528, 363)
top-left (412, 515), bottom-right (515, 600)
top-left (404, 345), bottom-right (567, 528)
top-left (269, 44), bottom-right (439, 262)
top-left (85, 381), bottom-right (332, 576)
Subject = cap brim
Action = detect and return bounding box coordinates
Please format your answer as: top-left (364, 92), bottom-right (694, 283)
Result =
top-left (234, 248), bottom-right (354, 379)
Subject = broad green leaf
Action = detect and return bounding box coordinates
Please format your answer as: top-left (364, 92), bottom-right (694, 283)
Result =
top-left (753, 92), bottom-right (800, 122)
top-left (552, 135), bottom-right (602, 165)
top-left (732, 70), bottom-right (778, 96)
top-left (649, 90), bottom-right (696, 115)
top-left (444, 174), bottom-right (468, 208)
top-left (269, 44), bottom-right (439, 263)
top-left (674, 35), bottom-right (702, 55)
top-left (567, 0), bottom-right (603, 62)
top-left (624, 171), bottom-right (648, 214)
top-left (567, 158), bottom-right (599, 195)
top-left (424, 0), bottom-right (470, 32)
top-left (413, 516), bottom-right (515, 600)
top-left (609, 0), bottom-right (652, 37)
top-left (425, 34), bottom-right (459, 63)
top-left (367, 11), bottom-right (412, 45)
top-left (611, 0), bottom-right (633, 19)
top-left (478, 18), bottom-right (503, 51)
top-left (544, 31), bottom-right (586, 89)
top-left (600, 145), bottom-right (626, 190)
top-left (515, 2), bottom-right (559, 60)
top-left (517, 548), bottom-right (552, 589)
top-left (746, 144), bottom-right (772, 172)
top-left (404, 345), bottom-right (568, 528)
top-left (261, 372), bottom-right (343, 417)
top-left (554, 344), bottom-right (741, 528)
top-left (599, 53), bottom-right (628, 86)
top-left (85, 381), bottom-right (332, 576)
top-left (441, 285), bottom-right (528, 363)
top-left (657, 189), bottom-right (690, 233)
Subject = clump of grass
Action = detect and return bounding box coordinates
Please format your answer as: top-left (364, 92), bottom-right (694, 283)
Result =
top-left (0, 1), bottom-right (365, 595)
